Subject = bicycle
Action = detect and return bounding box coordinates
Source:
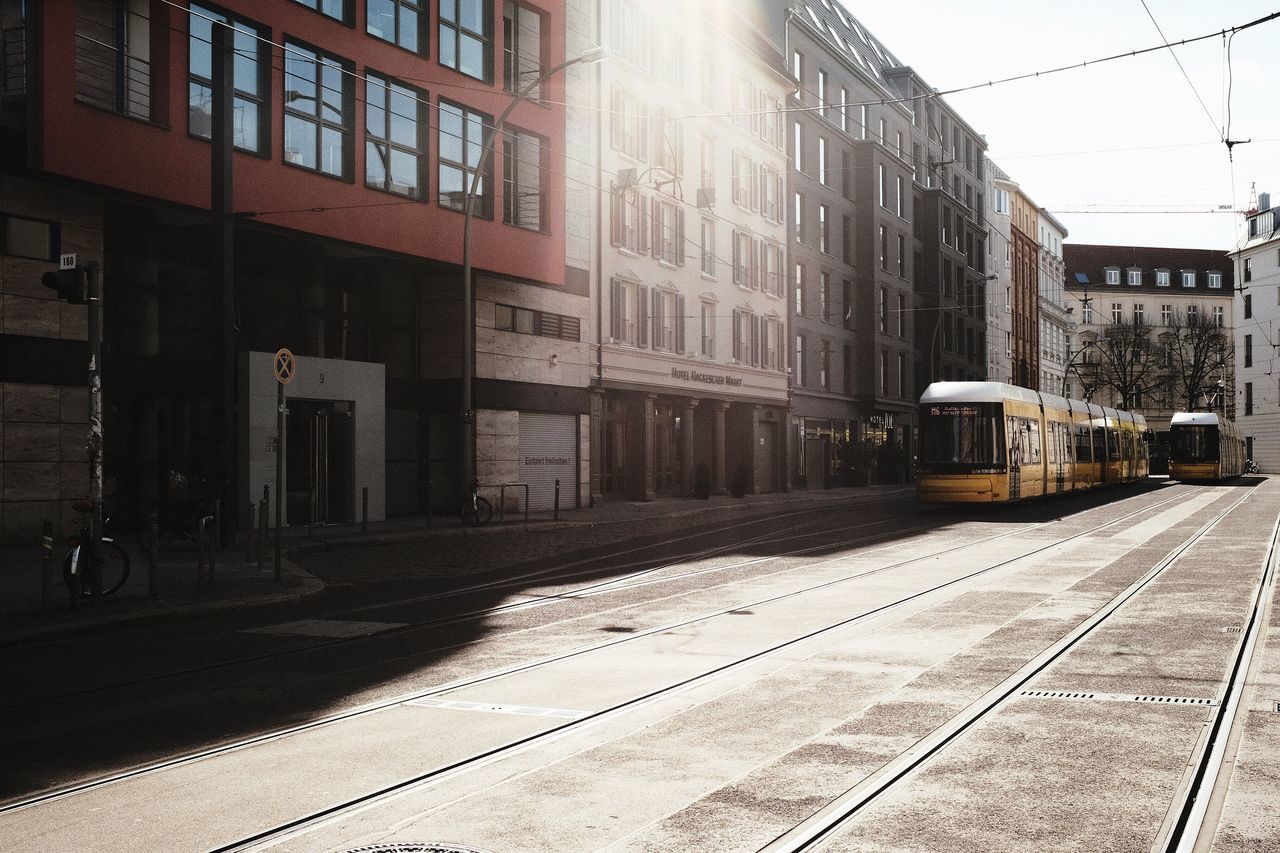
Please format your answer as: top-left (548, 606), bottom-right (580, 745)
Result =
top-left (461, 479), bottom-right (492, 526)
top-left (63, 500), bottom-right (131, 604)
top-left (136, 496), bottom-right (212, 552)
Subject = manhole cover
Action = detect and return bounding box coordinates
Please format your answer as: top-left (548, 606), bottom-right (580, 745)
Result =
top-left (344, 846), bottom-right (493, 853)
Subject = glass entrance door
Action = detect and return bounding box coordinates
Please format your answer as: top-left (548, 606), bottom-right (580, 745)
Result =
top-left (286, 400), bottom-right (353, 525)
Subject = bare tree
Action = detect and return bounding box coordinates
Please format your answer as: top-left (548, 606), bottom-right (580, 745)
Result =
top-left (1161, 313), bottom-right (1233, 411)
top-left (1075, 319), bottom-right (1167, 408)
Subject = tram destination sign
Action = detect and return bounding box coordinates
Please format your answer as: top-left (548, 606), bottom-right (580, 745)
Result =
top-left (930, 405), bottom-right (981, 416)
top-left (670, 367), bottom-right (744, 387)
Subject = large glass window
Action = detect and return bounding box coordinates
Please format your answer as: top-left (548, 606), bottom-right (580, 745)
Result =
top-left (365, 73), bottom-right (425, 198)
top-left (441, 0), bottom-right (492, 81)
top-left (293, 0), bottom-right (349, 23)
top-left (368, 0), bottom-right (423, 53)
top-left (919, 402), bottom-right (1007, 471)
top-left (1170, 425), bottom-right (1219, 462)
top-left (503, 127), bottom-right (546, 230)
top-left (283, 42), bottom-right (352, 178)
top-left (438, 99), bottom-right (493, 215)
top-left (189, 5), bottom-right (268, 153)
top-left (503, 1), bottom-right (544, 97)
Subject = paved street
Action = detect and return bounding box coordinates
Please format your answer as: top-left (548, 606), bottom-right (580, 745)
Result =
top-left (1, 479), bottom-right (1278, 851)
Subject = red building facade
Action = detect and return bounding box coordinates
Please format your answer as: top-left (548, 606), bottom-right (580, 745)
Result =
top-left (1, 0), bottom-right (582, 543)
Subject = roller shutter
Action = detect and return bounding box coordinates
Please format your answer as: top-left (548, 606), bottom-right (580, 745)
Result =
top-left (518, 413), bottom-right (577, 511)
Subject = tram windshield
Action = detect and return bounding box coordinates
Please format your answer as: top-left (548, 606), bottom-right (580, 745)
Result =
top-left (1170, 425), bottom-right (1219, 462)
top-left (918, 402), bottom-right (1007, 471)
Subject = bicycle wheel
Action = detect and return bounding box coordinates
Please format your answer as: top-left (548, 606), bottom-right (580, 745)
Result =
top-left (97, 540), bottom-right (131, 596)
top-left (461, 496), bottom-right (492, 526)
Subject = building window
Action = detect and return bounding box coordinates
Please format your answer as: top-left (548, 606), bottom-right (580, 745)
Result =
top-left (1161, 303), bottom-right (1172, 325)
top-left (897, 293), bottom-right (906, 338)
top-left (1133, 303), bottom-right (1144, 325)
top-left (879, 225), bottom-right (888, 271)
top-left (897, 234), bottom-right (906, 278)
top-left (896, 175), bottom-right (904, 218)
top-left (733, 231), bottom-right (757, 288)
top-left (817, 69), bottom-right (827, 113)
top-left (700, 301), bottom-right (716, 357)
top-left (495, 303), bottom-right (581, 341)
top-left (1244, 293), bottom-right (1252, 319)
top-left (1245, 334), bottom-right (1253, 368)
top-left (503, 1), bottom-right (544, 97)
top-left (839, 87), bottom-right (848, 133)
top-left (503, 127), bottom-right (546, 229)
top-left (1182, 270), bottom-right (1196, 287)
top-left (1, 215), bottom-right (58, 261)
top-left (365, 74), bottom-right (426, 198)
top-left (793, 121), bottom-right (802, 172)
top-left (440, 0), bottom-right (493, 80)
top-left (1208, 271), bottom-right (1222, 289)
top-left (818, 205), bottom-right (829, 254)
top-left (794, 264), bottom-right (805, 316)
top-left (283, 42), bottom-right (352, 178)
top-left (1127, 268), bottom-right (1141, 285)
top-left (700, 219), bottom-right (716, 277)
top-left (1245, 382), bottom-right (1253, 416)
top-left (1244, 258), bottom-right (1253, 283)
top-left (1111, 303), bottom-right (1123, 324)
top-left (819, 340), bottom-right (830, 389)
top-left (75, 0), bottom-right (153, 120)
top-left (651, 288), bottom-right (683, 352)
top-left (293, 0), bottom-right (349, 23)
top-left (610, 187), bottom-right (646, 254)
top-left (367, 0), bottom-right (424, 54)
top-left (795, 336), bottom-right (805, 386)
top-left (820, 273), bottom-right (830, 322)
top-left (897, 352), bottom-right (906, 398)
top-left (818, 137), bottom-right (828, 185)
top-left (651, 197), bottom-right (684, 266)
top-left (189, 7), bottom-right (268, 153)
top-left (438, 99), bottom-right (493, 215)
top-left (1186, 304), bottom-right (1199, 323)
top-left (1213, 305), bottom-right (1223, 327)
top-left (794, 192), bottom-right (804, 243)
top-left (878, 163), bottom-right (888, 209)
top-left (609, 278), bottom-right (638, 345)
top-left (1153, 269), bottom-right (1170, 287)
top-left (880, 349), bottom-right (889, 394)
top-left (792, 49), bottom-right (803, 83)
top-left (879, 287), bottom-right (888, 333)
top-left (733, 310), bottom-right (757, 364)
top-left (609, 86), bottom-right (648, 162)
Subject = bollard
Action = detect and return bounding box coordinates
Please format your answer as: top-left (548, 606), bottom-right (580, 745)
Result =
top-left (41, 520), bottom-right (54, 614)
top-left (554, 479), bottom-right (560, 521)
top-left (147, 510), bottom-right (159, 600)
top-left (248, 502), bottom-right (257, 563)
top-left (425, 477), bottom-right (432, 529)
top-left (258, 492), bottom-right (268, 571)
top-left (362, 486), bottom-right (368, 535)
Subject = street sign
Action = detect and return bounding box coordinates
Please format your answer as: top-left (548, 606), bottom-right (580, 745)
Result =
top-left (59, 253), bottom-right (77, 271)
top-left (273, 348), bottom-right (296, 385)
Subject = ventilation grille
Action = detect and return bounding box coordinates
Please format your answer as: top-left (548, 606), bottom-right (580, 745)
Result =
top-left (1019, 690), bottom-right (1218, 707)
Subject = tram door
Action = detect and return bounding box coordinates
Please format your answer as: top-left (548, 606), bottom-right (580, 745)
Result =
top-left (286, 400), bottom-right (353, 525)
top-left (1007, 417), bottom-right (1022, 501)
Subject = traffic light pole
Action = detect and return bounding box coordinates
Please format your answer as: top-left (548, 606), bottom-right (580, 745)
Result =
top-left (87, 261), bottom-right (104, 603)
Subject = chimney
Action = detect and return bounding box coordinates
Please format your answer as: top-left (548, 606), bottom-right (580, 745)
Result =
top-left (1259, 192), bottom-right (1271, 212)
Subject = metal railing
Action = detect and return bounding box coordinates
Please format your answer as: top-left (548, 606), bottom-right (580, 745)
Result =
top-left (74, 29), bottom-right (151, 119)
top-left (0, 24), bottom-right (25, 99)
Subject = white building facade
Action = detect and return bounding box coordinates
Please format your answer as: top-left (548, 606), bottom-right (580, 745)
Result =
top-left (1233, 191), bottom-right (1280, 469)
top-left (1037, 209), bottom-right (1070, 396)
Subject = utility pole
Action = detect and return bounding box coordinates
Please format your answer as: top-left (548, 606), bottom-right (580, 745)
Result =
top-left (211, 20), bottom-right (237, 546)
top-left (87, 261), bottom-right (104, 602)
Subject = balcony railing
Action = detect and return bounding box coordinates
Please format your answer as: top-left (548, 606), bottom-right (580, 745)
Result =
top-left (1, 24), bottom-right (25, 99)
top-left (74, 27), bottom-right (151, 119)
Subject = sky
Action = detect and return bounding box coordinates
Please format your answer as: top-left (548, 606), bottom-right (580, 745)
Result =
top-left (844, 0), bottom-right (1279, 251)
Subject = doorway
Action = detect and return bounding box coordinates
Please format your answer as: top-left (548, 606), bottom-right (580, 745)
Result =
top-left (286, 400), bottom-right (354, 525)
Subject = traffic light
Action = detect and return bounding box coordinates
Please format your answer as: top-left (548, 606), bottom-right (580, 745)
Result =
top-left (42, 267), bottom-right (87, 304)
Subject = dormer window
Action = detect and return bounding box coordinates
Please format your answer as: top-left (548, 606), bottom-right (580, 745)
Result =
top-left (1156, 269), bottom-right (1170, 287)
top-left (1104, 266), bottom-right (1120, 285)
top-left (1126, 268), bottom-right (1141, 286)
top-left (1181, 270), bottom-right (1196, 287)
top-left (1207, 271), bottom-right (1223, 289)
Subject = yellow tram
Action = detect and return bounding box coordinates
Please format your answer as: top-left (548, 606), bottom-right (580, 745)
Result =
top-left (917, 382), bottom-right (1150, 504)
top-left (1167, 412), bottom-right (1245, 481)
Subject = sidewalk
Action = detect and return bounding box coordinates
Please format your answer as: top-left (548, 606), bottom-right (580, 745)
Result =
top-left (0, 485), bottom-right (912, 644)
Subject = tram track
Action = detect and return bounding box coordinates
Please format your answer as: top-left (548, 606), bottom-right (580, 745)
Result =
top-left (0, 485), bottom-right (1218, 849)
top-left (757, 485), bottom-right (1269, 852)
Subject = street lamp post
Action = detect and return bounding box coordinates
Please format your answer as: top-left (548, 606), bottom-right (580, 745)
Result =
top-left (460, 47), bottom-right (607, 499)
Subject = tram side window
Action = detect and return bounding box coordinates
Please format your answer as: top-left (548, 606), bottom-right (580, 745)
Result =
top-left (1108, 429), bottom-right (1121, 461)
top-left (1025, 420), bottom-right (1042, 464)
top-left (1093, 427), bottom-right (1107, 461)
top-left (1075, 425), bottom-right (1092, 463)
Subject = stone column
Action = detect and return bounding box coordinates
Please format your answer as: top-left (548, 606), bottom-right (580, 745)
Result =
top-left (713, 401), bottom-right (729, 495)
top-left (681, 398), bottom-right (699, 495)
top-left (640, 393), bottom-right (657, 501)
top-left (752, 405), bottom-right (764, 494)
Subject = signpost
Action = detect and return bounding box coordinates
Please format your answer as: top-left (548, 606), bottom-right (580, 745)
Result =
top-left (273, 348), bottom-right (295, 582)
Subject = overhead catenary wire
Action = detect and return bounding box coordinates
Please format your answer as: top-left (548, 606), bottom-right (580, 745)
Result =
top-left (1136, 0), bottom-right (1224, 142)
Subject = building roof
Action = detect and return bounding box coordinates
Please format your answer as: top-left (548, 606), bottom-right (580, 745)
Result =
top-left (1063, 244), bottom-right (1233, 292)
